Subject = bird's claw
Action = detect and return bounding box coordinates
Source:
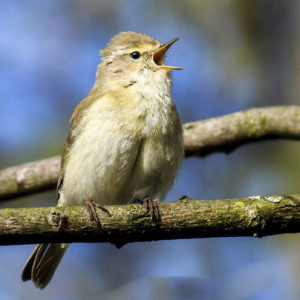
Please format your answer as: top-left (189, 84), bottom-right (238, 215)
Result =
top-left (85, 198), bottom-right (111, 228)
top-left (143, 198), bottom-right (160, 221)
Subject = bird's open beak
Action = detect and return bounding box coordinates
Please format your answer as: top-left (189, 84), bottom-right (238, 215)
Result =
top-left (153, 37), bottom-right (183, 71)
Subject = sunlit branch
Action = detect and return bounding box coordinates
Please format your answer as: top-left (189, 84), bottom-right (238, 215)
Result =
top-left (0, 194), bottom-right (299, 245)
top-left (183, 105), bottom-right (300, 156)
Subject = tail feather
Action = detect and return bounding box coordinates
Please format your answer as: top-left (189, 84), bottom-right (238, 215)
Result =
top-left (21, 243), bottom-right (69, 289)
top-left (21, 244), bottom-right (40, 282)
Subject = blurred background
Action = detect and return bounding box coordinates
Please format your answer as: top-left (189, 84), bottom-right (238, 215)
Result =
top-left (1, 1), bottom-right (300, 299)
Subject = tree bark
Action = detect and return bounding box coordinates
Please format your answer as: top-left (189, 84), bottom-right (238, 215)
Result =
top-left (1, 105), bottom-right (300, 200)
top-left (0, 194), bottom-right (299, 246)
top-left (183, 105), bottom-right (300, 156)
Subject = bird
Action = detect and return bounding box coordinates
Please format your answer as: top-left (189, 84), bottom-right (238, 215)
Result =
top-left (21, 31), bottom-right (184, 289)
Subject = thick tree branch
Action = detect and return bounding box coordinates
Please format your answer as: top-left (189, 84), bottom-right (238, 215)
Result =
top-left (0, 194), bottom-right (299, 245)
top-left (1, 105), bottom-right (300, 200)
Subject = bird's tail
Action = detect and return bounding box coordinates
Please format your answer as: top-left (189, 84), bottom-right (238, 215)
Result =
top-left (21, 243), bottom-right (69, 289)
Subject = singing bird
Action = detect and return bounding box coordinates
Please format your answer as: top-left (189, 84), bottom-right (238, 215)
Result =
top-left (22, 31), bottom-right (184, 289)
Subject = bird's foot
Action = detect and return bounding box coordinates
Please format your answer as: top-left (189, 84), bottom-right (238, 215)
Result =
top-left (85, 198), bottom-right (111, 228)
top-left (142, 197), bottom-right (160, 221)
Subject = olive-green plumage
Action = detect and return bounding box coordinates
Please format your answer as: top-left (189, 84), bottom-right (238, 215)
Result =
top-left (22, 31), bottom-right (184, 289)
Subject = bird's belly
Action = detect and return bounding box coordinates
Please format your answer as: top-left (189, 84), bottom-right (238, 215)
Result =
top-left (62, 133), bottom-right (182, 206)
top-left (123, 134), bottom-right (183, 202)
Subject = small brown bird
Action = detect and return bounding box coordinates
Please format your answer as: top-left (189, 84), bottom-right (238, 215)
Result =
top-left (22, 31), bottom-right (184, 289)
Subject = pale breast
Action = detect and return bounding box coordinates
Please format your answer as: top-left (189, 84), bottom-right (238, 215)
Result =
top-left (60, 82), bottom-right (183, 206)
top-left (122, 87), bottom-right (184, 202)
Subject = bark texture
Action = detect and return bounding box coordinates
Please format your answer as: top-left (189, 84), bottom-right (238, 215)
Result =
top-left (0, 194), bottom-right (299, 245)
top-left (184, 105), bottom-right (300, 156)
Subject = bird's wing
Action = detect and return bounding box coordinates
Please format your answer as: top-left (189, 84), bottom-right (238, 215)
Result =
top-left (56, 92), bottom-right (101, 201)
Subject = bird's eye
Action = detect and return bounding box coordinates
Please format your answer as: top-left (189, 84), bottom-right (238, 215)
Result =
top-left (130, 51), bottom-right (141, 60)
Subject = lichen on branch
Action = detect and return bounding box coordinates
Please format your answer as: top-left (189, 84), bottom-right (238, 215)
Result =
top-left (0, 194), bottom-right (299, 245)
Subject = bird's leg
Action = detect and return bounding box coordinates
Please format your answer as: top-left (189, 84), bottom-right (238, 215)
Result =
top-left (142, 197), bottom-right (160, 221)
top-left (85, 198), bottom-right (111, 228)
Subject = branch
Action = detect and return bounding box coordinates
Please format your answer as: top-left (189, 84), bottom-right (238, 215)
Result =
top-left (0, 157), bottom-right (60, 200)
top-left (1, 105), bottom-right (300, 200)
top-left (0, 194), bottom-right (299, 245)
top-left (184, 105), bottom-right (300, 156)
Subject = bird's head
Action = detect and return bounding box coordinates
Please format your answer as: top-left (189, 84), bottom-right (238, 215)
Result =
top-left (96, 31), bottom-right (182, 91)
